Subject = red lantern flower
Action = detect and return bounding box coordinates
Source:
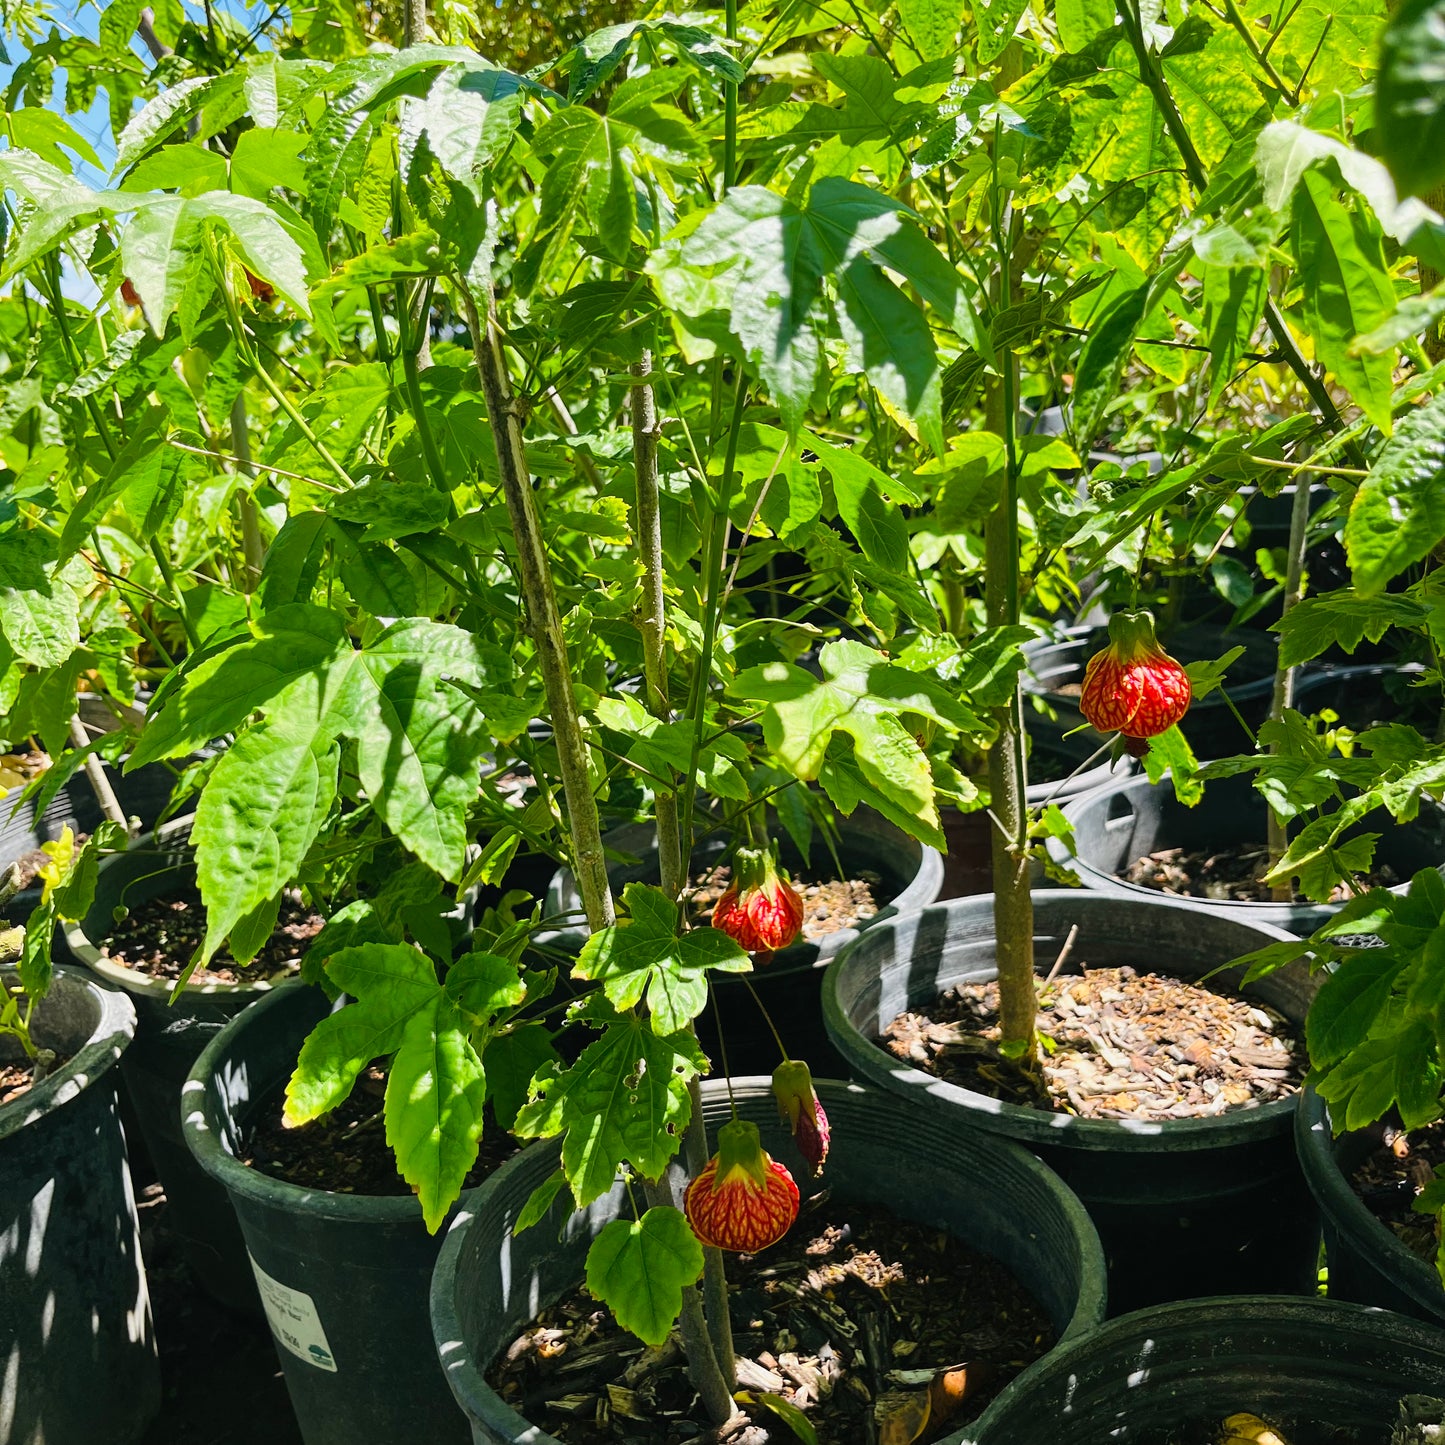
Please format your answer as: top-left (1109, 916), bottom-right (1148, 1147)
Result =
top-left (684, 1119), bottom-right (800, 1253)
top-left (245, 270), bottom-right (275, 303)
top-left (711, 845), bottom-right (804, 955)
top-left (1079, 610), bottom-right (1191, 740)
top-left (120, 278), bottom-right (141, 308)
top-left (772, 1059), bottom-right (830, 1176)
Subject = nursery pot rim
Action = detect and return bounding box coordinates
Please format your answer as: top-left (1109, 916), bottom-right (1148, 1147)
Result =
top-left (65, 813), bottom-right (308, 1001)
top-left (0, 962), bottom-right (136, 1142)
top-left (959, 1291), bottom-right (1445, 1443)
top-left (183, 979), bottom-right (474, 1225)
top-left (1294, 1086), bottom-right (1445, 1315)
top-left (822, 889), bottom-right (1305, 1152)
top-left (429, 1074), bottom-right (1108, 1445)
top-left (1045, 771), bottom-right (1429, 913)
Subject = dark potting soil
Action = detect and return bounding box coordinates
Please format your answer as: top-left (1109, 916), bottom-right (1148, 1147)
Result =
top-left (689, 868), bottom-right (880, 942)
top-left (101, 890), bottom-right (325, 985)
top-left (883, 965), bottom-right (1305, 1121)
top-left (243, 1064), bottom-right (519, 1195)
top-left (1123, 844), bottom-right (1399, 905)
top-left (1351, 1119), bottom-right (1445, 1270)
top-left (488, 1196), bottom-right (1055, 1445)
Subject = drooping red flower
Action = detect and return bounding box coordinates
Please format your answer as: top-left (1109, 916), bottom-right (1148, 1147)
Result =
top-left (772, 1059), bottom-right (830, 1176)
top-left (684, 1119), bottom-right (800, 1253)
top-left (711, 845), bottom-right (804, 955)
top-left (245, 270), bottom-right (275, 303)
top-left (120, 278), bottom-right (141, 308)
top-left (1079, 610), bottom-right (1191, 740)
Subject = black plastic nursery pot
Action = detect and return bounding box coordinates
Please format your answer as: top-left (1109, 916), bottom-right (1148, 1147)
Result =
top-left (1049, 771), bottom-right (1445, 937)
top-left (962, 1294), bottom-right (1445, 1444)
top-left (59, 817), bottom-right (277, 1311)
top-left (546, 808), bottom-right (943, 1076)
top-left (1296, 1089), bottom-right (1445, 1328)
top-left (1024, 623), bottom-right (1276, 759)
top-left (429, 1076), bottom-right (1108, 1445)
top-left (0, 964), bottom-right (160, 1445)
top-left (824, 891), bottom-right (1321, 1315)
top-left (183, 981), bottom-right (474, 1445)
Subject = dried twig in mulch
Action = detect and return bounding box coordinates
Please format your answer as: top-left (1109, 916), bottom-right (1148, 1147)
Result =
top-left (883, 965), bottom-right (1305, 1122)
top-left (487, 1196), bottom-right (1055, 1444)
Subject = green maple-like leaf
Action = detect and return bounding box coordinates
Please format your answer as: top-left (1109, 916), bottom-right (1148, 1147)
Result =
top-left (731, 641), bottom-right (978, 848)
top-left (513, 1009), bottom-right (705, 1207)
top-left (585, 1207), bottom-right (704, 1347)
top-left (662, 178), bottom-right (980, 449)
top-left (574, 883), bottom-right (751, 1035)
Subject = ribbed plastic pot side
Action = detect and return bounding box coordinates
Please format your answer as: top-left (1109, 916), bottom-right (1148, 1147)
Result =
top-left (823, 891), bottom-right (1321, 1313)
top-left (1295, 1088), bottom-right (1445, 1327)
top-left (183, 981), bottom-right (474, 1445)
top-left (0, 964), bottom-right (159, 1445)
top-left (430, 1077), bottom-right (1108, 1445)
top-left (961, 1295), bottom-right (1445, 1445)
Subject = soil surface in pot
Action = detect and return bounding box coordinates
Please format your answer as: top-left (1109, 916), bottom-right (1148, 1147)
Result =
top-left (0, 1054), bottom-right (69, 1107)
top-left (1351, 1119), bottom-right (1445, 1270)
top-left (882, 966), bottom-right (1305, 1121)
top-left (243, 1064), bottom-right (519, 1195)
top-left (689, 868), bottom-right (880, 942)
top-left (488, 1196), bottom-right (1054, 1444)
top-left (101, 890), bottom-right (324, 985)
top-left (1122, 844), bottom-right (1399, 905)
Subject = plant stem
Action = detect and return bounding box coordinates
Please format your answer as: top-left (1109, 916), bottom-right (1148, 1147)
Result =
top-left (680, 1091), bottom-right (737, 1388)
top-left (149, 541), bottom-right (202, 651)
top-left (1115, 0), bottom-right (1362, 463)
top-left (230, 394), bottom-right (265, 592)
top-left (723, 0), bottom-right (739, 194)
top-left (458, 281), bottom-right (615, 931)
top-left (631, 349), bottom-right (685, 899)
top-left (1267, 468), bottom-right (1313, 897)
top-left (984, 376), bottom-right (1036, 1052)
top-left (68, 714), bottom-right (130, 831)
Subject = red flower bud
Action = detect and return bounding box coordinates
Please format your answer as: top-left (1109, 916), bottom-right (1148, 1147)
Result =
top-left (684, 1119), bottom-right (800, 1253)
top-left (120, 278), bottom-right (141, 308)
top-left (1079, 610), bottom-right (1191, 740)
top-left (711, 845), bottom-right (804, 955)
top-left (245, 269), bottom-right (275, 303)
top-left (772, 1059), bottom-right (829, 1176)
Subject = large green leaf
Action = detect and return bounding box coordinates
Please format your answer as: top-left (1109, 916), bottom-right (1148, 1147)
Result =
top-left (585, 1208), bottom-right (704, 1347)
top-left (0, 530), bottom-right (80, 669)
top-left (191, 723), bottom-right (341, 962)
top-left (1347, 391), bottom-right (1445, 595)
top-left (401, 61), bottom-right (526, 198)
top-left (731, 640), bottom-right (979, 846)
top-left (385, 997), bottom-right (487, 1231)
top-left (896, 0), bottom-right (965, 58)
top-left (0, 150), bottom-right (116, 282)
top-left (285, 943), bottom-right (442, 1122)
top-left (1274, 591), bottom-right (1430, 667)
top-left (574, 883), bottom-right (752, 1035)
top-left (1290, 171), bottom-right (1396, 433)
top-left (1201, 263), bottom-right (1268, 406)
top-left (514, 1010), bottom-right (705, 1207)
top-left (669, 180), bottom-right (954, 449)
top-left (1376, 0), bottom-right (1445, 199)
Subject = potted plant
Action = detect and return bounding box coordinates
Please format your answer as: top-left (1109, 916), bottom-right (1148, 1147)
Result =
top-left (431, 1076), bottom-right (1108, 1445)
top-left (0, 851), bottom-right (160, 1445)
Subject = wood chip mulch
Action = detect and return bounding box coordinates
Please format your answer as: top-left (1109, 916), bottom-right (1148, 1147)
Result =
top-left (488, 1196), bottom-right (1055, 1444)
top-left (883, 965), bottom-right (1305, 1122)
top-left (1123, 844), bottom-right (1398, 905)
top-left (101, 890), bottom-right (324, 985)
top-left (0, 1059), bottom-right (37, 1108)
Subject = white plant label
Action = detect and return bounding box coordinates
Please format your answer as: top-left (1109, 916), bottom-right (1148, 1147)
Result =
top-left (249, 1255), bottom-right (338, 1372)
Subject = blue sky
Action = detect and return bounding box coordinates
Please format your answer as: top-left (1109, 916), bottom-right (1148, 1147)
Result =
top-left (1, 0), bottom-right (281, 186)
